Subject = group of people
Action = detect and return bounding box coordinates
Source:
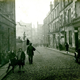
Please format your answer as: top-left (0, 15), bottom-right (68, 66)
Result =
top-left (6, 41), bottom-right (73, 73)
top-left (6, 43), bottom-right (36, 73)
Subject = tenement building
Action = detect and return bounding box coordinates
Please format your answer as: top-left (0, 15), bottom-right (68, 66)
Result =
top-left (0, 0), bottom-right (16, 64)
top-left (43, 16), bottom-right (49, 47)
top-left (43, 0), bottom-right (80, 52)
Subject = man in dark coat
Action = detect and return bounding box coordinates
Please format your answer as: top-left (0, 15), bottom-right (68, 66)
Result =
top-left (75, 48), bottom-right (80, 63)
top-left (6, 50), bottom-right (17, 73)
top-left (17, 48), bottom-right (25, 72)
top-left (27, 43), bottom-right (36, 64)
top-left (65, 42), bottom-right (69, 54)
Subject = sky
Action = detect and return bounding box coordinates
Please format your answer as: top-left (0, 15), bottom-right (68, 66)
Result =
top-left (15, 0), bottom-right (53, 25)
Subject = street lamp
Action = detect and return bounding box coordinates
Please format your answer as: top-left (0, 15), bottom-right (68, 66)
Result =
top-left (23, 32), bottom-right (26, 41)
top-left (23, 32), bottom-right (26, 51)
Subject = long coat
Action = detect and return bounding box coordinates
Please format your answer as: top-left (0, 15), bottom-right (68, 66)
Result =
top-left (17, 51), bottom-right (25, 61)
top-left (27, 45), bottom-right (36, 56)
top-left (21, 51), bottom-right (25, 61)
top-left (17, 51), bottom-right (25, 65)
top-left (8, 52), bottom-right (16, 66)
top-left (65, 43), bottom-right (69, 51)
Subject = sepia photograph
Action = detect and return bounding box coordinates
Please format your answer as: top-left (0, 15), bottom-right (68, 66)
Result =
top-left (0, 0), bottom-right (80, 80)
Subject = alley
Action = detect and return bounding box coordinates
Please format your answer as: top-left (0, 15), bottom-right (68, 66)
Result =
top-left (5, 47), bottom-right (80, 80)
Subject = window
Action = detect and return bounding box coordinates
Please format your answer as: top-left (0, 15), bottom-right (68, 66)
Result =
top-left (52, 24), bottom-right (53, 32)
top-left (60, 1), bottom-right (62, 11)
top-left (65, 11), bottom-right (68, 24)
top-left (8, 28), bottom-right (10, 51)
top-left (53, 23), bottom-right (54, 32)
top-left (54, 23), bottom-right (56, 31)
top-left (56, 21), bottom-right (58, 31)
top-left (62, 0), bottom-right (64, 9)
top-left (61, 15), bottom-right (63, 26)
top-left (58, 20), bottom-right (59, 31)
top-left (50, 14), bottom-right (51, 22)
top-left (57, 6), bottom-right (59, 16)
top-left (69, 31), bottom-right (72, 46)
top-left (53, 11), bottom-right (54, 19)
top-left (65, 32), bottom-right (67, 42)
top-left (68, 9), bottom-right (71, 23)
top-left (55, 9), bottom-right (56, 18)
top-left (51, 12), bottom-right (53, 21)
top-left (64, 12), bottom-right (66, 24)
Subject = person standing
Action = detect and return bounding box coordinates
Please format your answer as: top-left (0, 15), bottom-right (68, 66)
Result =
top-left (65, 42), bottom-right (69, 54)
top-left (75, 48), bottom-right (80, 63)
top-left (17, 48), bottom-right (25, 72)
top-left (21, 51), bottom-right (25, 72)
top-left (27, 43), bottom-right (36, 64)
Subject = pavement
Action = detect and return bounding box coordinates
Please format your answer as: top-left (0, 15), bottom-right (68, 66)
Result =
top-left (0, 63), bottom-right (12, 80)
top-left (0, 47), bottom-right (75, 80)
top-left (46, 47), bottom-right (75, 56)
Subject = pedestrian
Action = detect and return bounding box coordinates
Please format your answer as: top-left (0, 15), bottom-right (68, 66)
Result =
top-left (75, 48), bottom-right (80, 63)
top-left (27, 43), bottom-right (36, 64)
top-left (21, 51), bottom-right (25, 72)
top-left (17, 48), bottom-right (25, 72)
top-left (59, 43), bottom-right (61, 50)
top-left (6, 50), bottom-right (17, 73)
top-left (65, 42), bottom-right (69, 54)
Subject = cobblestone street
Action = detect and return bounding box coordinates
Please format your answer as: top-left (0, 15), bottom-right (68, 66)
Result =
top-left (4, 47), bottom-right (80, 80)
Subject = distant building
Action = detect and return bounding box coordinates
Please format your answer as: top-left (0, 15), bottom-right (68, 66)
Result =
top-left (16, 21), bottom-right (32, 42)
top-left (32, 26), bottom-right (37, 45)
top-left (16, 37), bottom-right (23, 51)
top-left (37, 22), bottom-right (44, 45)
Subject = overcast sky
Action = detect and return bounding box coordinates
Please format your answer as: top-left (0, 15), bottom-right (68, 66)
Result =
top-left (15, 0), bottom-right (53, 24)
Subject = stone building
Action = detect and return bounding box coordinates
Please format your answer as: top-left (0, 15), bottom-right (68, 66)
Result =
top-left (43, 0), bottom-right (80, 52)
top-left (72, 0), bottom-right (80, 50)
top-left (37, 22), bottom-right (44, 46)
top-left (43, 16), bottom-right (49, 47)
top-left (0, 0), bottom-right (16, 64)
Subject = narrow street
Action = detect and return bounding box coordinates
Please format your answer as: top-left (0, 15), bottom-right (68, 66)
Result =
top-left (4, 47), bottom-right (80, 80)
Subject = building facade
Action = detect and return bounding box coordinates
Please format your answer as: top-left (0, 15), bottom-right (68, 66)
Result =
top-left (43, 0), bottom-right (80, 52)
top-left (0, 0), bottom-right (16, 64)
top-left (43, 16), bottom-right (49, 47)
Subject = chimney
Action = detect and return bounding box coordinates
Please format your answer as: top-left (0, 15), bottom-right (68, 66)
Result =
top-left (54, 0), bottom-right (58, 7)
top-left (50, 1), bottom-right (53, 11)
